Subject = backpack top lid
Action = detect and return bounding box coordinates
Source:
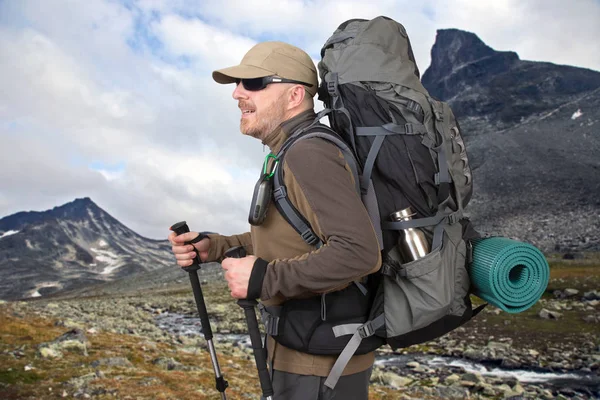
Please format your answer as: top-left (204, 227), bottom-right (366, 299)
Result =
top-left (318, 16), bottom-right (428, 95)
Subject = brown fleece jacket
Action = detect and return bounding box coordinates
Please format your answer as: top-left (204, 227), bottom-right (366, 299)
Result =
top-left (207, 109), bottom-right (381, 377)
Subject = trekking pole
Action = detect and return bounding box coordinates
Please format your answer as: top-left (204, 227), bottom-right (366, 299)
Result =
top-left (224, 246), bottom-right (274, 400)
top-left (170, 221), bottom-right (228, 400)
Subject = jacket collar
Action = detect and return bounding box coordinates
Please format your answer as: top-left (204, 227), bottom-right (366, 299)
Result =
top-left (262, 109), bottom-right (317, 154)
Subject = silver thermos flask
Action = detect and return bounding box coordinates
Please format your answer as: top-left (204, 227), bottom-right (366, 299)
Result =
top-left (390, 207), bottom-right (430, 262)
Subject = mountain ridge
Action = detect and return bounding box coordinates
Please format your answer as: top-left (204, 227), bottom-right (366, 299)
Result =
top-left (422, 28), bottom-right (600, 134)
top-left (0, 198), bottom-right (173, 300)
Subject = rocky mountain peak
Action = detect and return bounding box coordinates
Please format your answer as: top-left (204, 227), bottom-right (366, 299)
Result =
top-left (0, 198), bottom-right (173, 300)
top-left (423, 28), bottom-right (520, 101)
top-left (429, 29), bottom-right (506, 69)
top-left (48, 197), bottom-right (103, 221)
top-left (421, 28), bottom-right (600, 133)
top-left (0, 197), bottom-right (107, 233)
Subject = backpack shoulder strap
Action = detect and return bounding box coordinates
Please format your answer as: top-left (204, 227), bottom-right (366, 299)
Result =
top-left (272, 113), bottom-right (360, 248)
top-left (271, 115), bottom-right (385, 390)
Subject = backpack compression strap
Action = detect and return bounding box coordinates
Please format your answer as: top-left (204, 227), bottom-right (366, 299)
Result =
top-left (324, 313), bottom-right (385, 389)
top-left (355, 119), bottom-right (428, 197)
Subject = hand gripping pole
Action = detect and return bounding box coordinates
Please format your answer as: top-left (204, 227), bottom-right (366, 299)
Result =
top-left (170, 221), bottom-right (228, 400)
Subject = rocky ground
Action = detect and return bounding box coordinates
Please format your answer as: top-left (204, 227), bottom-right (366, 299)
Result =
top-left (1, 255), bottom-right (599, 399)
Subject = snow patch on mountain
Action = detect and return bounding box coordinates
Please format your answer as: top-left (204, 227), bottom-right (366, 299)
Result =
top-left (90, 247), bottom-right (123, 275)
top-left (29, 282), bottom-right (62, 298)
top-left (0, 230), bottom-right (19, 239)
top-left (571, 109), bottom-right (583, 120)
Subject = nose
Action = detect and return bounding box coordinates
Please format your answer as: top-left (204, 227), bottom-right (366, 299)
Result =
top-left (232, 81), bottom-right (248, 100)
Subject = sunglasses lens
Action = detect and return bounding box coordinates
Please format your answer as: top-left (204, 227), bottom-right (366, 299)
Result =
top-left (242, 78), bottom-right (266, 91)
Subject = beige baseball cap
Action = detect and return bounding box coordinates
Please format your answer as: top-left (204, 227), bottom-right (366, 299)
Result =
top-left (212, 41), bottom-right (318, 96)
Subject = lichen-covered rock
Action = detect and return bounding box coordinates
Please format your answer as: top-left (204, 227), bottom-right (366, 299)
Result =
top-left (377, 372), bottom-right (413, 388)
top-left (38, 346), bottom-right (62, 359)
top-left (38, 329), bottom-right (89, 358)
top-left (91, 357), bottom-right (133, 368)
top-left (444, 374), bottom-right (461, 385)
top-left (66, 372), bottom-right (96, 390)
top-left (151, 357), bottom-right (196, 371)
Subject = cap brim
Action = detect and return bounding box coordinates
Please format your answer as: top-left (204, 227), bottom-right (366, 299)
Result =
top-left (212, 64), bottom-right (276, 84)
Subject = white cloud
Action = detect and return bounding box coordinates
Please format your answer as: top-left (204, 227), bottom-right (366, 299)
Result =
top-left (153, 14), bottom-right (257, 71)
top-left (0, 27), bottom-right (153, 162)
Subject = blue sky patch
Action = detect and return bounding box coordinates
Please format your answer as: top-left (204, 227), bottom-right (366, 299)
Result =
top-left (88, 161), bottom-right (126, 173)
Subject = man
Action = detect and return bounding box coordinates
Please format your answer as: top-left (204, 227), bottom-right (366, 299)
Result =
top-left (169, 41), bottom-right (381, 399)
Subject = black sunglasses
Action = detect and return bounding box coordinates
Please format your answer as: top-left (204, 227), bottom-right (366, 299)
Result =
top-left (235, 76), bottom-right (313, 91)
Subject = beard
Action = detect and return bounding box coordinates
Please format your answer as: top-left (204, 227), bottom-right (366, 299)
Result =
top-left (240, 93), bottom-right (288, 139)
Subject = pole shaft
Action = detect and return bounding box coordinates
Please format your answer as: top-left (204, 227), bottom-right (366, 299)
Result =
top-left (239, 301), bottom-right (274, 398)
top-left (207, 340), bottom-right (223, 377)
top-left (186, 268), bottom-right (228, 398)
top-left (187, 269), bottom-right (214, 340)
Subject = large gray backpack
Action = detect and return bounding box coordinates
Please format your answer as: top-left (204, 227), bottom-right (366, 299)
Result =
top-left (271, 16), bottom-right (484, 389)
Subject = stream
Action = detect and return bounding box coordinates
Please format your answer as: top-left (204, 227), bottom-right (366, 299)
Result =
top-left (155, 311), bottom-right (600, 394)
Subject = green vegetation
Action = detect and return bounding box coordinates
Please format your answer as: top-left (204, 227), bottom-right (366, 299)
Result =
top-left (0, 369), bottom-right (43, 385)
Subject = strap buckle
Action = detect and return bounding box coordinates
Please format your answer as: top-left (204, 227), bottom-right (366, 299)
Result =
top-left (407, 100), bottom-right (422, 114)
top-left (448, 212), bottom-right (462, 224)
top-left (405, 123), bottom-right (414, 134)
top-left (380, 262), bottom-right (397, 277)
top-left (258, 304), bottom-right (280, 336)
top-left (273, 186), bottom-right (287, 201)
top-left (357, 321), bottom-right (376, 339)
top-left (466, 240), bottom-right (474, 265)
top-left (327, 73), bottom-right (339, 96)
top-left (301, 229), bottom-right (320, 246)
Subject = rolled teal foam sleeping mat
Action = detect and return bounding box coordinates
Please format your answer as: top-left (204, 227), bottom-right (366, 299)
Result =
top-left (469, 237), bottom-right (550, 313)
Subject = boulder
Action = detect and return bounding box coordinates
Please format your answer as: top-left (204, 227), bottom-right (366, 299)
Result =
top-left (583, 290), bottom-right (600, 300)
top-left (460, 372), bottom-right (483, 383)
top-left (487, 341), bottom-right (511, 352)
top-left (37, 329), bottom-right (89, 358)
top-left (377, 372), bottom-right (413, 388)
top-left (444, 374), bottom-right (461, 385)
top-left (539, 309), bottom-right (562, 319)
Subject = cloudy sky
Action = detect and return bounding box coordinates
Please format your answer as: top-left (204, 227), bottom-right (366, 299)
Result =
top-left (1, 0), bottom-right (599, 240)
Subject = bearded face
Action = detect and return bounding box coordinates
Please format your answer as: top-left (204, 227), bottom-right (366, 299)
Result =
top-left (237, 87), bottom-right (289, 140)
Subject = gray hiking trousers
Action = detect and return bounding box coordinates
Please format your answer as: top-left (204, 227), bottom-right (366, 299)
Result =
top-left (264, 367), bottom-right (372, 400)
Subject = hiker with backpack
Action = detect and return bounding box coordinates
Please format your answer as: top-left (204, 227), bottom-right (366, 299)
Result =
top-left (169, 40), bottom-right (382, 399)
top-left (169, 16), bottom-right (486, 399)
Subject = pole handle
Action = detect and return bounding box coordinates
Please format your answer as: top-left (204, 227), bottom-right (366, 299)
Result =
top-left (170, 221), bottom-right (202, 270)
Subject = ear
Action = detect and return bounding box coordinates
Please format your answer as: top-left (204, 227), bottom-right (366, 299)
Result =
top-left (286, 85), bottom-right (306, 110)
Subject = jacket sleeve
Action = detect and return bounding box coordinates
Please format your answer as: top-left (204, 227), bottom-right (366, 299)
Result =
top-left (250, 138), bottom-right (381, 301)
top-left (206, 232), bottom-right (253, 262)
